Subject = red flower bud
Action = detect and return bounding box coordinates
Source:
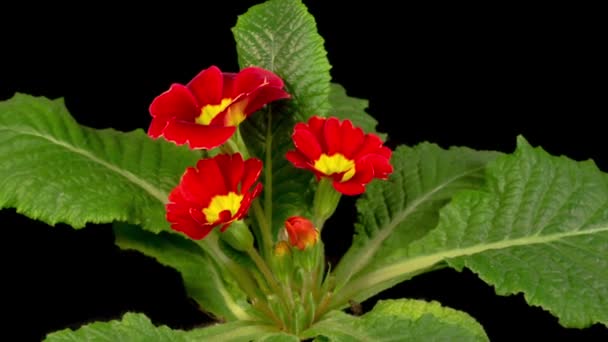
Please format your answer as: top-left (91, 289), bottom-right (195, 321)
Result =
top-left (284, 216), bottom-right (319, 250)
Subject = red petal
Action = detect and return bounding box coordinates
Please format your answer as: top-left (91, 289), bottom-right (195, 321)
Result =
top-left (148, 117), bottom-right (169, 138)
top-left (222, 72), bottom-right (237, 95)
top-left (232, 67), bottom-right (285, 97)
top-left (171, 167), bottom-right (206, 204)
top-left (306, 116), bottom-right (327, 149)
top-left (166, 206), bottom-right (213, 240)
top-left (187, 66), bottom-right (224, 106)
top-left (243, 86), bottom-right (290, 116)
top-left (323, 117), bottom-right (342, 155)
top-left (333, 181), bottom-right (365, 195)
top-left (217, 210), bottom-right (233, 226)
top-left (293, 128), bottom-right (322, 161)
top-left (366, 154), bottom-right (393, 179)
top-left (149, 84), bottom-right (199, 121)
top-left (189, 207), bottom-right (209, 225)
top-left (161, 119), bottom-right (236, 149)
top-left (377, 146), bottom-right (392, 159)
top-left (216, 153), bottom-right (244, 192)
top-left (196, 156), bottom-right (228, 204)
top-left (340, 120), bottom-right (365, 158)
top-left (351, 159), bottom-right (375, 185)
top-left (234, 182), bottom-right (261, 220)
top-left (353, 133), bottom-right (384, 159)
top-left (241, 158), bottom-right (263, 193)
top-left (285, 150), bottom-right (310, 168)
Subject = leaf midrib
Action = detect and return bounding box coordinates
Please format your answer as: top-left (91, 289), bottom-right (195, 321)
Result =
top-left (335, 224), bottom-right (608, 306)
top-left (1, 127), bottom-right (168, 204)
top-left (336, 165), bottom-right (486, 286)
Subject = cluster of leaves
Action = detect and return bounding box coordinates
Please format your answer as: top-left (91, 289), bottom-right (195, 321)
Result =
top-left (0, 0), bottom-right (606, 340)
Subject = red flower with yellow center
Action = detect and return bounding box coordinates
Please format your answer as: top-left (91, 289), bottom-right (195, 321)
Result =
top-left (148, 65), bottom-right (290, 149)
top-left (166, 153), bottom-right (263, 240)
top-left (284, 216), bottom-right (319, 250)
top-left (286, 116), bottom-right (393, 195)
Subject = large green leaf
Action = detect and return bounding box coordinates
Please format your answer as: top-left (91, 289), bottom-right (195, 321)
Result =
top-left (0, 94), bottom-right (199, 232)
top-left (233, 0), bottom-right (331, 121)
top-left (336, 137), bottom-right (608, 328)
top-left (328, 83), bottom-right (386, 140)
top-left (44, 312), bottom-right (278, 341)
top-left (302, 299), bottom-right (488, 341)
top-left (44, 313), bottom-right (185, 342)
top-left (233, 0), bottom-right (331, 238)
top-left (113, 223), bottom-right (251, 322)
top-left (333, 143), bottom-right (499, 292)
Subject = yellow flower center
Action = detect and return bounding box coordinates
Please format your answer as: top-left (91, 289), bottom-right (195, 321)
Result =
top-left (202, 192), bottom-right (244, 223)
top-left (313, 153), bottom-right (356, 182)
top-left (196, 98), bottom-right (233, 125)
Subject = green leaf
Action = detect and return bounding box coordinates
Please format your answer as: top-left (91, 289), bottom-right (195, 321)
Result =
top-left (45, 312), bottom-right (278, 342)
top-left (233, 0), bottom-right (331, 238)
top-left (113, 223), bottom-right (251, 322)
top-left (0, 94), bottom-right (199, 233)
top-left (254, 332), bottom-right (300, 342)
top-left (302, 299), bottom-right (488, 341)
top-left (328, 83), bottom-right (387, 140)
top-left (332, 143), bottom-right (499, 296)
top-left (339, 137), bottom-right (608, 328)
top-left (233, 0), bottom-right (331, 120)
top-left (44, 312), bottom-right (186, 341)
top-left (187, 320), bottom-right (280, 341)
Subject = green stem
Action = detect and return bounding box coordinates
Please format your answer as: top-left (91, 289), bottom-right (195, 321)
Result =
top-left (264, 107), bottom-right (273, 248)
top-left (312, 177), bottom-right (342, 230)
top-left (253, 199), bottom-right (273, 257)
top-left (233, 126), bottom-right (250, 159)
top-left (247, 246), bottom-right (282, 296)
top-left (197, 236), bottom-right (259, 300)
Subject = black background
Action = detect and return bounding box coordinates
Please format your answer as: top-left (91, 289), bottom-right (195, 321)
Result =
top-left (2, 1), bottom-right (606, 341)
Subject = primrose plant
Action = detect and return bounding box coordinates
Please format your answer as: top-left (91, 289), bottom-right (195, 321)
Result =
top-left (0, 0), bottom-right (606, 341)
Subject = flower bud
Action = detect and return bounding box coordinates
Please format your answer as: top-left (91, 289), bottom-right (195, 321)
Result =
top-left (271, 241), bottom-right (293, 284)
top-left (284, 216), bottom-right (319, 250)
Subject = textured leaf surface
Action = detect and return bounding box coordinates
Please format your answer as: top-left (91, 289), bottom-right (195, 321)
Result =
top-left (328, 83), bottom-right (386, 140)
top-left (340, 137), bottom-right (608, 328)
top-left (333, 143), bottom-right (499, 294)
top-left (114, 223), bottom-right (251, 322)
top-left (233, 0), bottom-right (331, 120)
top-left (45, 312), bottom-right (277, 342)
top-left (44, 312), bottom-right (186, 341)
top-left (303, 299), bottom-right (488, 341)
top-left (233, 0), bottom-right (331, 237)
top-left (0, 94), bottom-right (199, 232)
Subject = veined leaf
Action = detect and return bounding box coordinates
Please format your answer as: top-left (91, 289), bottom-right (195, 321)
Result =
top-left (302, 299), bottom-right (488, 341)
top-left (337, 137), bottom-right (608, 328)
top-left (114, 223), bottom-right (251, 322)
top-left (0, 94), bottom-right (199, 233)
top-left (328, 83), bottom-right (386, 140)
top-left (44, 312), bottom-right (278, 342)
top-left (233, 0), bottom-right (331, 121)
top-left (333, 143), bottom-right (499, 291)
top-left (233, 0), bottom-right (331, 238)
